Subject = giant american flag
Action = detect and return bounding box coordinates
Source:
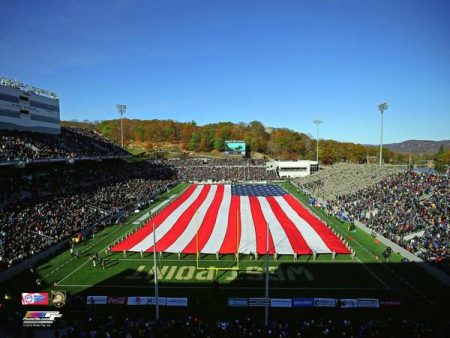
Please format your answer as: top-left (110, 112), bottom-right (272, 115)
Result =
top-left (112, 184), bottom-right (350, 255)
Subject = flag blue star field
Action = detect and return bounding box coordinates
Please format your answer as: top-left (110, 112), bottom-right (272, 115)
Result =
top-left (113, 184), bottom-right (350, 255)
top-left (231, 184), bottom-right (286, 197)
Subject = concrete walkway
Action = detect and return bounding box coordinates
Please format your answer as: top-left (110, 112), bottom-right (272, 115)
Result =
top-left (352, 220), bottom-right (450, 286)
top-left (353, 220), bottom-right (423, 262)
top-left (403, 230), bottom-right (425, 241)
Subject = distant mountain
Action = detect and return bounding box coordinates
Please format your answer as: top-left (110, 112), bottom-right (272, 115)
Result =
top-left (380, 140), bottom-right (450, 155)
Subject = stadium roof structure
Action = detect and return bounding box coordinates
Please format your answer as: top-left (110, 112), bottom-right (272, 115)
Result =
top-left (0, 76), bottom-right (59, 99)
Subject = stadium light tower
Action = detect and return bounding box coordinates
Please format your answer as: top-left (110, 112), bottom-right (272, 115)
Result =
top-left (378, 103), bottom-right (388, 167)
top-left (265, 221), bottom-right (270, 327)
top-left (153, 222), bottom-right (160, 320)
top-left (116, 104), bottom-right (127, 148)
top-left (313, 119), bottom-right (322, 164)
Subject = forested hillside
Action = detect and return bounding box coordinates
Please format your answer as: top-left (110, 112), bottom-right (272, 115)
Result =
top-left (63, 119), bottom-right (398, 164)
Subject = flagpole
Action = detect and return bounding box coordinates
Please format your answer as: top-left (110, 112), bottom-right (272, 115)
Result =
top-left (265, 221), bottom-right (269, 326)
top-left (153, 222), bottom-right (159, 320)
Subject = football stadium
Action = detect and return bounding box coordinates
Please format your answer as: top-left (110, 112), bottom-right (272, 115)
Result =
top-left (1, 1), bottom-right (450, 337)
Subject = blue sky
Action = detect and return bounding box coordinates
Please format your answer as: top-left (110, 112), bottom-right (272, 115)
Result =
top-left (1, 0), bottom-right (449, 144)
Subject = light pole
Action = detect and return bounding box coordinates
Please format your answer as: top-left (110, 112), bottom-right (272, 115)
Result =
top-left (116, 104), bottom-right (127, 148)
top-left (378, 103), bottom-right (388, 167)
top-left (152, 222), bottom-right (160, 320)
top-left (313, 119), bottom-right (322, 164)
top-left (264, 221), bottom-right (269, 327)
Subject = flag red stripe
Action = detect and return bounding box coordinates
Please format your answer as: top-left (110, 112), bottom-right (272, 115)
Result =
top-left (149, 185), bottom-right (211, 252)
top-left (283, 194), bottom-right (350, 254)
top-left (182, 184), bottom-right (224, 254)
top-left (111, 184), bottom-right (197, 251)
top-left (219, 195), bottom-right (241, 254)
top-left (249, 196), bottom-right (275, 254)
top-left (266, 196), bottom-right (312, 254)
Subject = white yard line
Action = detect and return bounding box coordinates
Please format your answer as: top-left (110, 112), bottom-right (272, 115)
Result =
top-left (356, 257), bottom-right (390, 290)
top-left (56, 260), bottom-right (90, 284)
top-left (56, 221), bottom-right (141, 284)
top-left (44, 224), bottom-right (126, 279)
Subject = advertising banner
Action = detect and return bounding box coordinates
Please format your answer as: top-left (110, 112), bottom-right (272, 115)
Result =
top-left (313, 298), bottom-right (336, 308)
top-left (166, 297), bottom-right (188, 307)
top-left (270, 298), bottom-right (292, 308)
top-left (380, 299), bottom-right (401, 307)
top-left (357, 298), bottom-right (380, 308)
top-left (249, 298), bottom-right (270, 307)
top-left (86, 296), bottom-right (108, 305)
top-left (292, 298), bottom-right (314, 308)
top-left (228, 298), bottom-right (248, 307)
top-left (107, 297), bottom-right (127, 305)
top-left (21, 293), bottom-right (49, 306)
top-left (340, 299), bottom-right (358, 308)
top-left (127, 297), bottom-right (148, 305)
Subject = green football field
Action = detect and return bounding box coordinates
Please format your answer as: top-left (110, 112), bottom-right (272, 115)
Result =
top-left (2, 181), bottom-right (449, 319)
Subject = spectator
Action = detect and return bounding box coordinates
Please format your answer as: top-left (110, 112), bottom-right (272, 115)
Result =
top-left (296, 166), bottom-right (449, 273)
top-left (0, 127), bottom-right (129, 162)
top-left (0, 160), bottom-right (176, 271)
top-left (169, 158), bottom-right (277, 182)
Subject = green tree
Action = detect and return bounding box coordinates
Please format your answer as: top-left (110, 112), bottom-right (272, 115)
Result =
top-left (188, 132), bottom-right (200, 151)
top-left (213, 138), bottom-right (225, 151)
top-left (435, 145), bottom-right (446, 173)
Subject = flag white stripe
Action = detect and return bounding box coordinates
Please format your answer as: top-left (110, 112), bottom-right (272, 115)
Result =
top-left (130, 185), bottom-right (204, 252)
top-left (166, 185), bottom-right (218, 253)
top-left (202, 185), bottom-right (232, 253)
top-left (238, 196), bottom-right (257, 254)
top-left (258, 197), bottom-right (294, 255)
top-left (274, 196), bottom-right (331, 253)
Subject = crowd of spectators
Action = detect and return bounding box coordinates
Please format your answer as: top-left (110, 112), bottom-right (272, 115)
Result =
top-left (0, 127), bottom-right (129, 162)
top-left (295, 163), bottom-right (400, 201)
top-left (296, 166), bottom-right (449, 273)
top-left (169, 158), bottom-right (277, 182)
top-left (0, 160), bottom-right (177, 271)
top-left (0, 152), bottom-right (277, 270)
top-left (3, 312), bottom-right (449, 337)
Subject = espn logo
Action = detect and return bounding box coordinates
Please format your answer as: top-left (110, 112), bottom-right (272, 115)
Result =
top-left (21, 293), bottom-right (49, 305)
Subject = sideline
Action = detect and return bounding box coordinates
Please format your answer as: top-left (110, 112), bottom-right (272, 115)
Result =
top-left (310, 191), bottom-right (450, 287)
top-left (283, 183), bottom-right (436, 303)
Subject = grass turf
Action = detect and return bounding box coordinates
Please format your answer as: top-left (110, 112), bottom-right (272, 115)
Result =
top-left (2, 181), bottom-right (449, 319)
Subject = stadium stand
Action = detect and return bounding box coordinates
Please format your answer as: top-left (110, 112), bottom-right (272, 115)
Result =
top-left (295, 167), bottom-right (450, 273)
top-left (0, 127), bottom-right (280, 272)
top-left (0, 126), bottom-right (129, 162)
top-left (2, 310), bottom-right (449, 337)
top-left (0, 160), bottom-right (177, 271)
top-left (294, 163), bottom-right (400, 201)
top-left (168, 158), bottom-right (277, 182)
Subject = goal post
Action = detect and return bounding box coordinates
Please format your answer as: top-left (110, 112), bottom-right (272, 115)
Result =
top-left (196, 209), bottom-right (240, 271)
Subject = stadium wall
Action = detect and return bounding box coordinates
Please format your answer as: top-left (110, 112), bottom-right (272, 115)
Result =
top-left (0, 83), bottom-right (61, 134)
top-left (268, 160), bottom-right (318, 178)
